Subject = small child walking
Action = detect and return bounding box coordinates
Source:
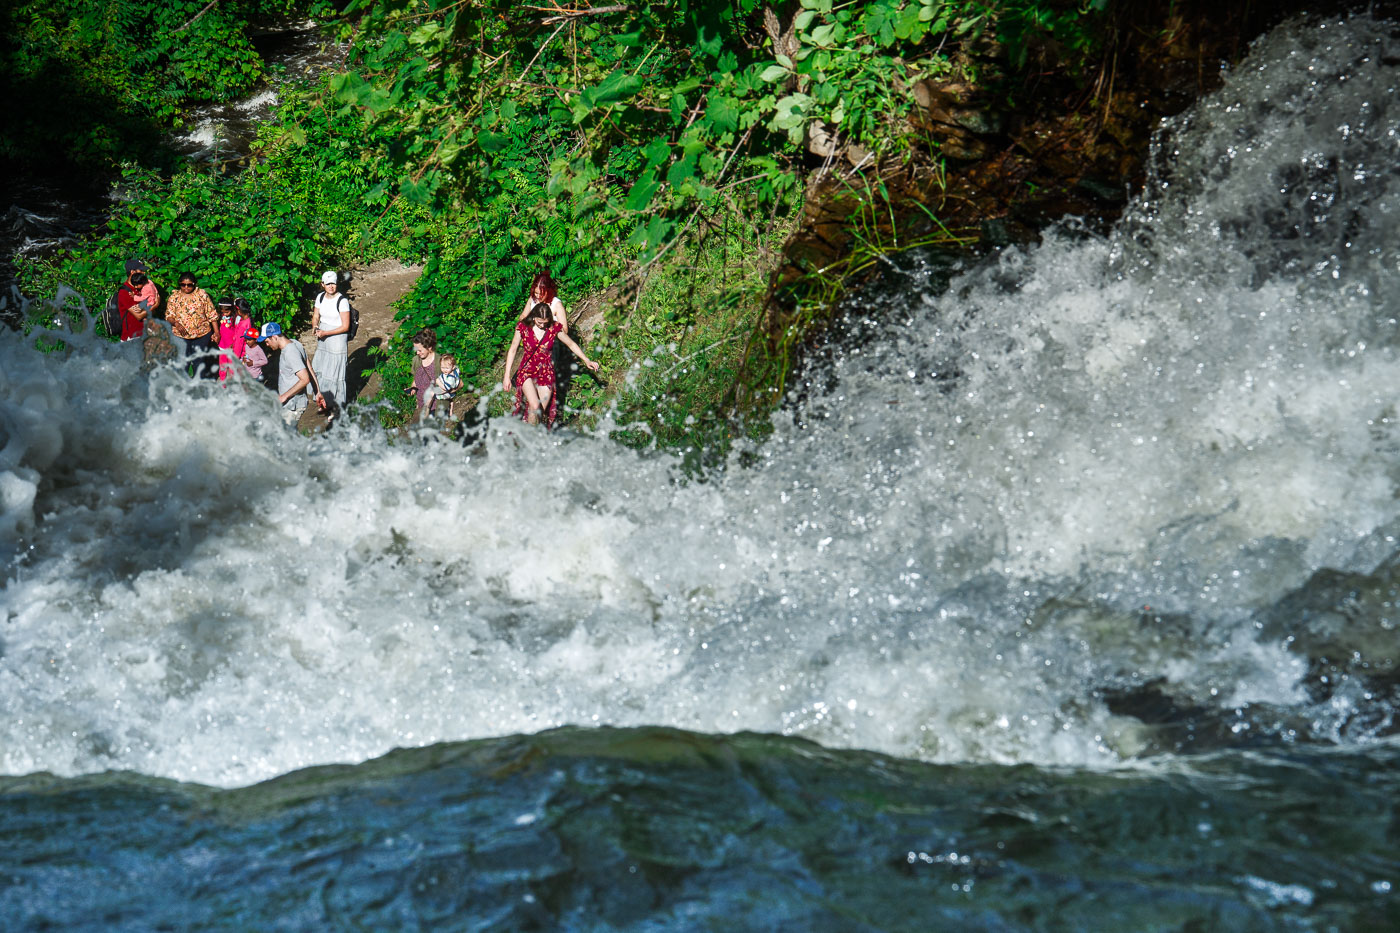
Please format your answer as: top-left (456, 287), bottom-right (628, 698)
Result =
top-left (240, 326), bottom-right (268, 382)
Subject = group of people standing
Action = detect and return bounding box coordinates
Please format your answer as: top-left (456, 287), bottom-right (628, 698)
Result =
top-left (115, 262), bottom-right (351, 426)
top-left (114, 263), bottom-right (602, 431)
top-left (397, 268), bottom-right (600, 429)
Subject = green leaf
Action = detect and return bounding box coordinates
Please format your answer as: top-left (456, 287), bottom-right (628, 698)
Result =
top-left (696, 26), bottom-right (723, 58)
top-left (705, 95), bottom-right (740, 134)
top-left (643, 138), bottom-right (670, 166)
top-left (771, 93), bottom-right (813, 130)
top-left (478, 130), bottom-right (511, 152)
top-left (759, 64), bottom-right (788, 83)
top-left (666, 153), bottom-right (696, 187)
top-left (643, 214), bottom-right (674, 249)
top-left (585, 69), bottom-right (644, 108)
top-left (624, 175), bottom-right (662, 211)
top-left (407, 23), bottom-right (443, 51)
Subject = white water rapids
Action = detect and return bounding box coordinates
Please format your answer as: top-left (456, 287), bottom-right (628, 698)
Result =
top-left (3, 15), bottom-right (1398, 787)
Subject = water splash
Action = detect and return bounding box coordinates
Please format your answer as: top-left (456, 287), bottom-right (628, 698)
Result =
top-left (3, 14), bottom-right (1399, 787)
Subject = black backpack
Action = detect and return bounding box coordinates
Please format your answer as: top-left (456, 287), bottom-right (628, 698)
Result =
top-left (103, 287), bottom-right (125, 337)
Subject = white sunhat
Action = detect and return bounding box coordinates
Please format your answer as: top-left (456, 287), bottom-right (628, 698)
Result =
top-left (321, 271), bottom-right (338, 285)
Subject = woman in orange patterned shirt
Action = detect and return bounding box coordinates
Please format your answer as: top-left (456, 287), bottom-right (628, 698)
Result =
top-left (165, 271), bottom-right (219, 378)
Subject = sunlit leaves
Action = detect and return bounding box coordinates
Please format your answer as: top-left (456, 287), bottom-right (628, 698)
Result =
top-left (625, 173), bottom-right (662, 211)
top-left (582, 70), bottom-right (644, 108)
top-left (407, 22), bottom-right (444, 52)
top-left (326, 0), bottom-right (1105, 271)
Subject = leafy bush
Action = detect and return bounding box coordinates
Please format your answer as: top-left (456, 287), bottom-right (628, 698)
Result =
top-left (18, 82), bottom-right (434, 334)
top-left (0, 0), bottom-right (339, 171)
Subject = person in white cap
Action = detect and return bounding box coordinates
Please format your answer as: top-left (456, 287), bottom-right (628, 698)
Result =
top-left (310, 270), bottom-right (349, 410)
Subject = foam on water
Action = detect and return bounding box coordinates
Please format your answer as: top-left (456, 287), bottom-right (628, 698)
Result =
top-left (3, 14), bottom-right (1399, 786)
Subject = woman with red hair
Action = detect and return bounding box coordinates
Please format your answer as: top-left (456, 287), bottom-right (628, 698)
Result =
top-left (517, 268), bottom-right (567, 329)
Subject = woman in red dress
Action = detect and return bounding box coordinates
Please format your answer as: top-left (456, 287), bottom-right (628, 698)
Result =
top-left (503, 303), bottom-right (599, 426)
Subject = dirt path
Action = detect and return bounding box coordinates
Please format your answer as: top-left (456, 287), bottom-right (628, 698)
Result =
top-left (296, 258), bottom-right (421, 430)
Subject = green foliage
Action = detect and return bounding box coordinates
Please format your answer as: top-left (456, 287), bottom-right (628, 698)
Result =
top-left (565, 207), bottom-right (793, 472)
top-left (329, 1), bottom-right (1105, 254)
top-left (0, 0), bottom-right (338, 171)
top-left (18, 82), bottom-right (434, 335)
top-left (11, 0), bottom-right (1109, 456)
top-left (320, 0), bottom-right (1105, 437)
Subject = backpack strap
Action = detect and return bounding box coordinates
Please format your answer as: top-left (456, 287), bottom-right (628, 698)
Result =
top-left (316, 292), bottom-right (350, 324)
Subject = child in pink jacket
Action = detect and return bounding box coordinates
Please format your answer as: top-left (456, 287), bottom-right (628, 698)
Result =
top-left (216, 298), bottom-right (248, 382)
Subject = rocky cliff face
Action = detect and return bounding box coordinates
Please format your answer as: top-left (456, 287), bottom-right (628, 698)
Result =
top-left (770, 1), bottom-right (1353, 314)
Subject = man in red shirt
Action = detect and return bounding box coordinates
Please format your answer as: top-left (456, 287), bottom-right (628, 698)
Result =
top-left (116, 260), bottom-right (150, 341)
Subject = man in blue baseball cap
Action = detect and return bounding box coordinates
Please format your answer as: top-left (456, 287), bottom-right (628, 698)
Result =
top-left (257, 323), bottom-right (325, 427)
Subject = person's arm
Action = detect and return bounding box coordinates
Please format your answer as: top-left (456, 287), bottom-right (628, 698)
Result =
top-left (279, 369), bottom-right (310, 405)
top-left (556, 331), bottom-right (600, 371)
top-left (304, 353), bottom-right (326, 408)
top-left (502, 329), bottom-right (523, 391)
top-left (310, 296), bottom-right (321, 337)
top-left (552, 296), bottom-right (568, 330)
top-left (278, 348), bottom-right (325, 408)
top-left (119, 287), bottom-right (148, 321)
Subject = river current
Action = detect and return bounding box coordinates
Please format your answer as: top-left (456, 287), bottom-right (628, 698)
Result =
top-left (2, 13), bottom-right (1397, 930)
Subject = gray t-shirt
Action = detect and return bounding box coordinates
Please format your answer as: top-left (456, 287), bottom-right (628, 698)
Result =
top-left (277, 340), bottom-right (311, 411)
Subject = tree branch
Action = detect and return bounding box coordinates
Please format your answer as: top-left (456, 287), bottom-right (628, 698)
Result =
top-left (516, 21), bottom-right (569, 83)
top-left (524, 4), bottom-right (630, 25)
top-left (174, 0), bottom-right (220, 34)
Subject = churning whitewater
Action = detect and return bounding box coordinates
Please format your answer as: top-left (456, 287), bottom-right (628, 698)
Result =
top-left (3, 15), bottom-right (1398, 788)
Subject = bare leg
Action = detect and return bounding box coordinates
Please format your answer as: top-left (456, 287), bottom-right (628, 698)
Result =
top-left (521, 379), bottom-right (544, 425)
top-left (536, 385), bottom-right (553, 427)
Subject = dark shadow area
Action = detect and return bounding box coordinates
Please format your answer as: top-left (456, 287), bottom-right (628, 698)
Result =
top-left (347, 337), bottom-right (381, 402)
top-left (0, 68), bottom-right (183, 180)
top-left (0, 4), bottom-right (186, 299)
top-left (551, 341), bottom-right (574, 419)
top-left (453, 403), bottom-right (488, 449)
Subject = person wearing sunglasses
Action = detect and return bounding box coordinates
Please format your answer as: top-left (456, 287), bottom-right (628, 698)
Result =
top-left (165, 272), bottom-right (219, 378)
